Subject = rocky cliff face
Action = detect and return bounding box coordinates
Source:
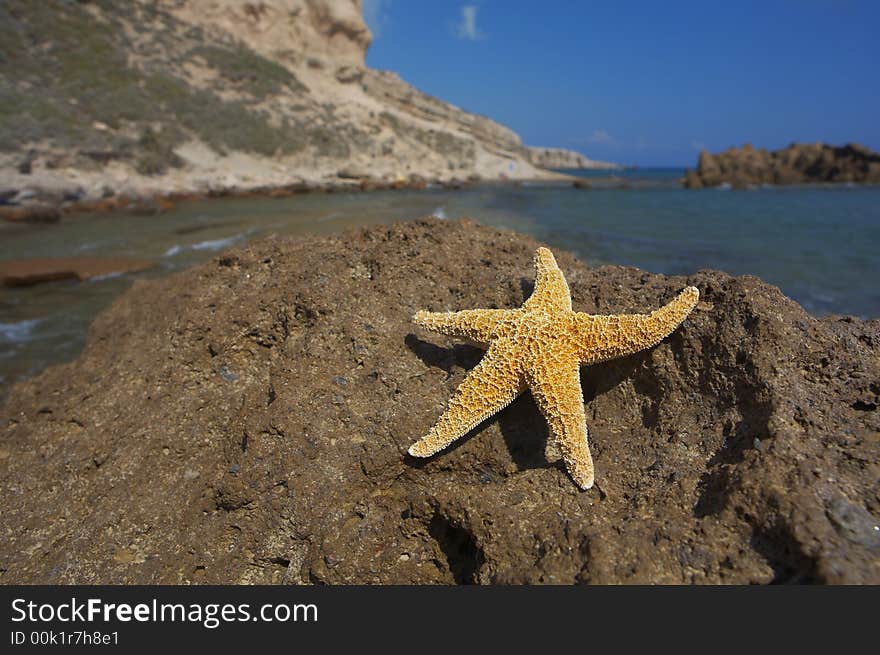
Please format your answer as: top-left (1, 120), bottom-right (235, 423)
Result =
top-left (525, 146), bottom-right (620, 170)
top-left (1, 219), bottom-right (877, 584)
top-left (684, 142), bottom-right (880, 188)
top-left (0, 0), bottom-right (598, 209)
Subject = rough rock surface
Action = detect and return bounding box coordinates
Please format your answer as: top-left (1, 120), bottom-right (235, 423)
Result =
top-left (684, 143), bottom-right (880, 188)
top-left (0, 0), bottom-right (592, 212)
top-left (1, 219), bottom-right (878, 584)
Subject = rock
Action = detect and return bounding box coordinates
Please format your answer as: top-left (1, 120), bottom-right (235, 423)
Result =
top-left (683, 169), bottom-right (703, 189)
top-left (337, 167), bottom-right (371, 180)
top-left (335, 65), bottom-right (364, 84)
top-left (572, 179), bottom-right (592, 189)
top-left (126, 195), bottom-right (176, 216)
top-left (684, 142), bottom-right (880, 188)
top-left (0, 219), bottom-right (878, 584)
top-left (826, 497), bottom-right (880, 551)
top-left (12, 189), bottom-right (37, 203)
top-left (0, 257), bottom-right (155, 287)
top-left (0, 204), bottom-right (61, 223)
top-left (525, 146), bottom-right (620, 170)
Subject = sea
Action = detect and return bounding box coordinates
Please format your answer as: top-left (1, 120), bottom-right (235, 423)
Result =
top-left (2, 167), bottom-right (879, 389)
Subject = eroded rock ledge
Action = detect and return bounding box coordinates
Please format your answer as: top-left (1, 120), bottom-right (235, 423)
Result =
top-left (1, 219), bottom-right (878, 583)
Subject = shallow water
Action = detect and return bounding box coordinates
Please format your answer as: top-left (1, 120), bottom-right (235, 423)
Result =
top-left (2, 170), bottom-right (879, 388)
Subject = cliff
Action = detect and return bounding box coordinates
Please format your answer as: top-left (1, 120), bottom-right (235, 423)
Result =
top-left (0, 0), bottom-right (601, 211)
top-left (525, 146), bottom-right (620, 170)
top-left (684, 142), bottom-right (880, 188)
top-left (1, 219), bottom-right (877, 584)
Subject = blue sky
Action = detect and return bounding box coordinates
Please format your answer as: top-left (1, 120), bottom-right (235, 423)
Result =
top-left (363, 1), bottom-right (880, 167)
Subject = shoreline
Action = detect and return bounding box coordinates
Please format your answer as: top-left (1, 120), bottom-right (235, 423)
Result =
top-left (0, 170), bottom-right (587, 224)
top-left (6, 170), bottom-right (880, 225)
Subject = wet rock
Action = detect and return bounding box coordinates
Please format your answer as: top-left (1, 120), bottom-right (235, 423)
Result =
top-left (0, 205), bottom-right (61, 224)
top-left (0, 257), bottom-right (155, 287)
top-left (0, 219), bottom-right (878, 584)
top-left (126, 196), bottom-right (176, 216)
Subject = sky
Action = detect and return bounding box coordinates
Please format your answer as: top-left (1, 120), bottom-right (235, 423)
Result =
top-left (363, 1), bottom-right (880, 167)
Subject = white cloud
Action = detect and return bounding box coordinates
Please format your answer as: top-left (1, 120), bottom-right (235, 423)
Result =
top-left (589, 129), bottom-right (614, 145)
top-left (455, 5), bottom-right (485, 41)
top-left (363, 0), bottom-right (391, 39)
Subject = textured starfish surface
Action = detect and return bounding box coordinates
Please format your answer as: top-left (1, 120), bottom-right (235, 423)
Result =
top-left (409, 247), bottom-right (700, 490)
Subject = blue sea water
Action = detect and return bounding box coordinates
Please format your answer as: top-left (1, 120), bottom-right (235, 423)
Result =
top-left (1, 172), bottom-right (879, 387)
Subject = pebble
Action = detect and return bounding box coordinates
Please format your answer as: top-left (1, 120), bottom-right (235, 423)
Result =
top-left (217, 366), bottom-right (238, 382)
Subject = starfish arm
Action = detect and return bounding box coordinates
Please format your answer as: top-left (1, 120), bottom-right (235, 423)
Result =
top-left (526, 359), bottom-right (594, 490)
top-left (413, 309), bottom-right (518, 346)
top-left (523, 247), bottom-right (573, 313)
top-left (409, 346), bottom-right (524, 457)
top-left (574, 286), bottom-right (699, 364)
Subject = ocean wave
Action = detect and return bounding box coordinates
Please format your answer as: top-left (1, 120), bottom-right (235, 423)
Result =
top-left (163, 233), bottom-right (248, 258)
top-left (0, 318), bottom-right (42, 344)
top-left (87, 272), bottom-right (125, 283)
top-left (432, 206), bottom-right (447, 220)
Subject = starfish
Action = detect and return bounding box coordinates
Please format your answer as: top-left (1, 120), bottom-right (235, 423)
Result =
top-left (409, 247), bottom-right (699, 490)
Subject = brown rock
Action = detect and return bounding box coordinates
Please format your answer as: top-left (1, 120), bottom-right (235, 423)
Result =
top-left (0, 257), bottom-right (155, 287)
top-left (126, 196), bottom-right (176, 216)
top-left (685, 142), bottom-right (880, 188)
top-left (0, 219), bottom-right (877, 584)
top-left (0, 205), bottom-right (61, 223)
top-left (682, 170), bottom-right (703, 189)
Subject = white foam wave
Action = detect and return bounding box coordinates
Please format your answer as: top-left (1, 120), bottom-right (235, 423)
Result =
top-left (87, 272), bottom-right (125, 283)
top-left (191, 235), bottom-right (243, 251)
top-left (0, 318), bottom-right (42, 344)
top-left (163, 233), bottom-right (247, 258)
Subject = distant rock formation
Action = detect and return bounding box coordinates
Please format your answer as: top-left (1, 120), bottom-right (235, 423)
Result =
top-left (0, 0), bottom-right (581, 212)
top-left (525, 146), bottom-right (619, 170)
top-left (684, 143), bottom-right (880, 188)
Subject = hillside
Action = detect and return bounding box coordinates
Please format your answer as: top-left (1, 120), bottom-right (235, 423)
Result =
top-left (0, 0), bottom-right (600, 207)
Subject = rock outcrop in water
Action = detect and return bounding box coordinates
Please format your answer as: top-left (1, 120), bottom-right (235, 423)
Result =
top-left (684, 143), bottom-right (880, 188)
top-left (1, 219), bottom-right (878, 584)
top-left (0, 0), bottom-right (603, 217)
